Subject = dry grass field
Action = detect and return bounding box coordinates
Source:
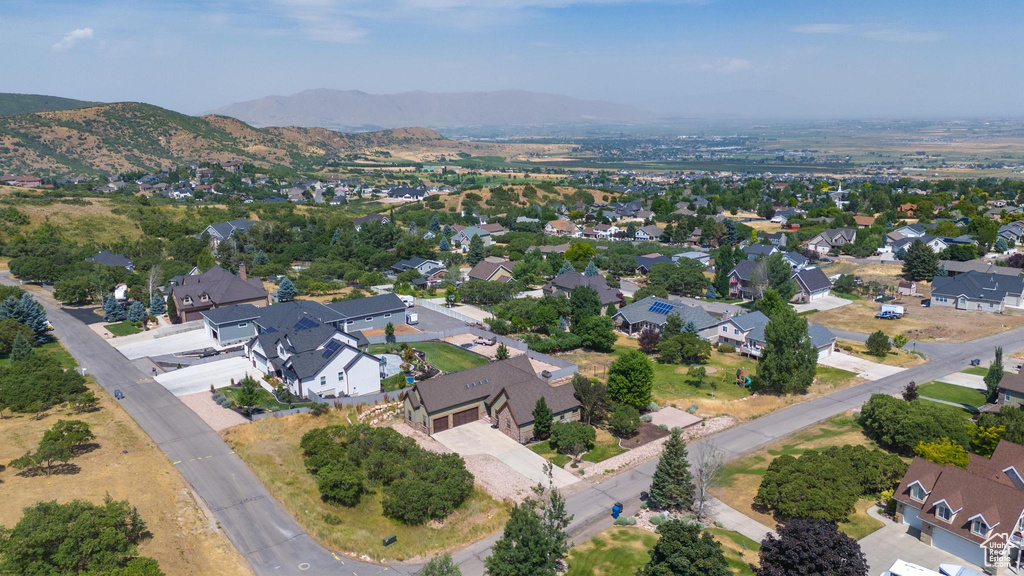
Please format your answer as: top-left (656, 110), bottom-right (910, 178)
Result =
top-left (222, 408), bottom-right (509, 563)
top-left (0, 365), bottom-right (250, 576)
top-left (811, 297), bottom-right (1024, 342)
top-left (836, 339), bottom-right (928, 368)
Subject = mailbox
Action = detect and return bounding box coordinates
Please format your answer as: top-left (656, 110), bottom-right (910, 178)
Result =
top-left (383, 535), bottom-right (397, 547)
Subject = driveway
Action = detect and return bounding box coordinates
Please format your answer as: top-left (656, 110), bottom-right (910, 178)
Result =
top-left (860, 508), bottom-right (986, 574)
top-left (408, 306), bottom-right (470, 331)
top-left (937, 372), bottom-right (986, 390)
top-left (792, 294), bottom-right (852, 313)
top-left (154, 357), bottom-right (256, 396)
top-left (818, 352), bottom-right (906, 381)
top-left (112, 328), bottom-right (217, 360)
top-left (433, 420), bottom-right (580, 489)
top-left (61, 306), bottom-right (104, 325)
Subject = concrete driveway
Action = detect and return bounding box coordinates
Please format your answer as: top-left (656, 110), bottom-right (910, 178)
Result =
top-left (433, 420), bottom-right (580, 489)
top-left (154, 357), bottom-right (256, 396)
top-left (112, 328), bottom-right (217, 360)
top-left (792, 294), bottom-right (852, 313)
top-left (937, 372), bottom-right (986, 390)
top-left (860, 508), bottom-right (986, 574)
top-left (818, 351), bottom-right (906, 381)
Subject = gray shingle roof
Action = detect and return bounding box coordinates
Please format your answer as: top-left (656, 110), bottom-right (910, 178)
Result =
top-left (547, 271), bottom-right (621, 306)
top-left (411, 355), bottom-right (533, 414)
top-left (729, 259), bottom-right (761, 282)
top-left (326, 293), bottom-right (407, 319)
top-left (932, 271), bottom-right (1024, 302)
top-left (202, 303), bottom-right (262, 325)
top-left (792, 267), bottom-right (832, 294)
top-left (613, 296), bottom-right (718, 331)
top-left (634, 254), bottom-right (673, 272)
top-left (86, 250), bottom-right (133, 268)
top-left (743, 244), bottom-right (777, 259)
top-left (807, 323), bottom-right (837, 349)
top-left (172, 266), bottom-right (268, 310)
top-left (783, 251), bottom-right (809, 267)
top-left (206, 219), bottom-right (255, 240)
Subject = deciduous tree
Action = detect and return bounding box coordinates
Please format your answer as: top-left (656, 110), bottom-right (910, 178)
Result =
top-left (607, 349), bottom-right (654, 408)
top-left (753, 307), bottom-right (817, 394)
top-left (756, 519), bottom-right (867, 576)
top-left (637, 520), bottom-right (729, 576)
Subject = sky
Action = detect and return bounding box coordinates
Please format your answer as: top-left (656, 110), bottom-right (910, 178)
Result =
top-left (1, 0), bottom-right (1022, 119)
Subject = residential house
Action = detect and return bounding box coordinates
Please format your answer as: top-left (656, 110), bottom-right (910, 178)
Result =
top-left (391, 257), bottom-right (446, 285)
top-left (672, 251), bottom-right (711, 267)
top-left (894, 441), bottom-right (1024, 571)
top-left (987, 368), bottom-right (1024, 411)
top-left (894, 223), bottom-right (928, 238)
top-left (354, 214), bottom-right (390, 231)
top-left (612, 296), bottom-right (719, 339)
top-left (999, 222), bottom-right (1024, 244)
top-left (634, 254), bottom-right (674, 274)
top-left (480, 223), bottom-right (506, 237)
top-left (782, 251), bottom-right (809, 271)
top-left (931, 271), bottom-right (1024, 313)
top-left (743, 244), bottom-right (779, 260)
top-left (170, 265), bottom-right (268, 322)
top-left (581, 224), bottom-right (620, 240)
top-left (854, 215), bottom-right (877, 228)
top-left (544, 219), bottom-right (581, 237)
top-left (791, 267), bottom-right (833, 302)
top-left (203, 219), bottom-right (255, 247)
top-left (402, 355), bottom-right (580, 442)
top-left (898, 281), bottom-right (918, 296)
top-left (634, 225), bottom-right (664, 242)
top-left (759, 232), bottom-right (788, 248)
top-left (326, 293), bottom-right (409, 333)
top-left (897, 203), bottom-right (917, 216)
top-left (86, 250), bottom-right (134, 272)
top-left (727, 260), bottom-right (762, 299)
top-left (715, 310), bottom-right (836, 359)
top-left (806, 228), bottom-right (857, 254)
top-left (387, 186), bottom-right (428, 200)
top-left (467, 259), bottom-right (515, 283)
top-left (452, 225), bottom-right (493, 250)
top-left (529, 243), bottom-right (570, 255)
top-left (770, 208), bottom-right (799, 224)
top-left (544, 270), bottom-right (621, 307)
top-left (888, 235), bottom-right (948, 255)
top-left (941, 260), bottom-right (1022, 278)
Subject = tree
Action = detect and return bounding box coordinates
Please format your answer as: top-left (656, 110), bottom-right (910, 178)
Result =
top-left (756, 519), bottom-right (868, 576)
top-left (419, 554), bottom-right (460, 576)
top-left (859, 394), bottom-right (970, 456)
top-left (0, 498), bottom-right (158, 575)
top-left (495, 342), bottom-right (509, 360)
top-left (893, 334), bottom-right (908, 349)
top-left (969, 423), bottom-right (1005, 457)
top-left (0, 319), bottom-right (33, 356)
top-left (252, 250), bottom-right (270, 266)
top-left (486, 501), bottom-right (557, 576)
top-left (901, 239), bottom-right (939, 281)
top-left (196, 246), bottom-right (216, 272)
top-left (608, 402), bottom-right (640, 438)
top-left (317, 460), bottom-right (366, 506)
top-left (467, 235), bottom-right (485, 266)
top-left (439, 236), bottom-right (451, 251)
top-left (53, 276), bottom-right (93, 305)
top-left (605, 301), bottom-right (617, 317)
top-left (548, 421), bottom-right (595, 461)
top-left (583, 260), bottom-right (600, 277)
top-left (557, 260), bottom-right (576, 275)
top-left (753, 289), bottom-right (786, 320)
top-left (148, 294), bottom-right (166, 316)
top-left (753, 307), bottom-right (818, 394)
top-left (165, 294), bottom-right (178, 323)
top-left (985, 346), bottom-right (1004, 404)
top-left (277, 277), bottom-right (298, 301)
top-left (914, 438), bottom-right (969, 468)
top-left (103, 296), bottom-right (126, 323)
top-left (9, 331), bottom-right (33, 361)
top-left (865, 330), bottom-right (891, 357)
top-left (569, 286), bottom-right (602, 324)
top-left (693, 441), bottom-right (725, 521)
top-left (607, 349), bottom-right (654, 408)
top-left (532, 397), bottom-right (554, 440)
top-left (564, 242), bottom-right (597, 268)
top-left (10, 419), bottom-right (95, 475)
top-left (385, 322), bottom-right (395, 344)
top-left (127, 301), bottom-right (147, 323)
top-left (233, 375), bottom-right (261, 412)
top-left (570, 315), bottom-right (616, 352)
top-left (638, 327), bottom-right (661, 353)
top-left (572, 374), bottom-right (608, 425)
top-left (637, 520), bottom-right (729, 576)
top-left (648, 428), bottom-right (696, 512)
top-left (902, 381), bottom-right (919, 401)
top-left (429, 214), bottom-right (441, 232)
top-left (689, 365), bottom-right (707, 388)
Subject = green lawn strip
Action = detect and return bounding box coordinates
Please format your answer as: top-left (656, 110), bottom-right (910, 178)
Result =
top-left (528, 440), bottom-right (571, 468)
top-left (582, 435), bottom-right (627, 463)
top-left (834, 292), bottom-right (861, 300)
top-left (220, 386), bottom-right (310, 411)
top-left (566, 527), bottom-right (657, 576)
top-left (105, 320), bottom-right (142, 337)
top-left (918, 398), bottom-right (978, 416)
top-left (707, 528), bottom-right (760, 576)
top-left (369, 341), bottom-right (489, 373)
top-left (815, 366), bottom-right (858, 386)
top-left (36, 341), bottom-right (77, 369)
top-left (837, 498), bottom-right (884, 540)
top-left (962, 366), bottom-right (989, 377)
top-left (917, 381), bottom-right (987, 408)
top-left (381, 373), bottom-right (409, 392)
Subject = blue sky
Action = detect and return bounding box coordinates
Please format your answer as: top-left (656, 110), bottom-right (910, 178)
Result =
top-left (1, 0), bottom-right (1021, 118)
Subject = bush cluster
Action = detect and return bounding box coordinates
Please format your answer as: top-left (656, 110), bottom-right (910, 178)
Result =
top-left (858, 394), bottom-right (970, 456)
top-left (0, 354), bottom-right (88, 413)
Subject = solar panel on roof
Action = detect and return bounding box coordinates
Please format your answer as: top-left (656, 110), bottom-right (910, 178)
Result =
top-left (321, 340), bottom-right (342, 358)
top-left (294, 317), bottom-right (318, 331)
top-left (264, 326), bottom-right (278, 333)
top-left (648, 301), bottom-right (675, 315)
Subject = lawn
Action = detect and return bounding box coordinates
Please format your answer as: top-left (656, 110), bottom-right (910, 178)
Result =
top-left (381, 373), bottom-right (410, 392)
top-left (0, 349), bottom-right (249, 576)
top-left (105, 320), bottom-right (142, 337)
top-left (582, 428), bottom-right (627, 463)
top-left (713, 414), bottom-right (885, 541)
top-left (566, 527), bottom-right (758, 576)
top-left (917, 382), bottom-right (987, 408)
top-left (222, 409), bottom-right (509, 562)
top-left (219, 386), bottom-right (310, 411)
top-left (963, 366), bottom-right (990, 377)
top-left (369, 341), bottom-right (489, 373)
top-left (529, 440), bottom-right (571, 468)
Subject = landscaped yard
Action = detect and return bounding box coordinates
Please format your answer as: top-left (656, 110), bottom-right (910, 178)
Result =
top-left (565, 526), bottom-right (758, 576)
top-left (105, 320), bottom-right (142, 337)
top-left (219, 385), bottom-right (311, 411)
top-left (963, 366), bottom-right (989, 377)
top-left (529, 440), bottom-right (571, 468)
top-left (222, 408), bottom-right (509, 561)
top-left (836, 340), bottom-right (928, 368)
top-left (917, 381), bottom-right (987, 408)
top-left (369, 341), bottom-right (490, 373)
top-left (582, 428), bottom-right (628, 463)
top-left (713, 414), bottom-right (886, 541)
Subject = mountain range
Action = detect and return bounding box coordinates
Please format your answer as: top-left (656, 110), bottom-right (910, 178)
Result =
top-left (0, 93), bottom-right (101, 116)
top-left (209, 89), bottom-right (658, 130)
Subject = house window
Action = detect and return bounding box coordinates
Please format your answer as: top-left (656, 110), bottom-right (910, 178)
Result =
top-left (183, 297), bottom-right (193, 305)
top-left (734, 329), bottom-right (740, 335)
top-left (320, 376), bottom-right (326, 386)
top-left (365, 317), bottom-right (372, 322)
top-left (936, 505), bottom-right (952, 522)
top-left (722, 326), bottom-right (728, 332)
top-left (200, 294), bottom-right (209, 302)
top-left (910, 485), bottom-right (925, 502)
top-left (238, 322), bottom-right (248, 328)
top-left (972, 519), bottom-right (988, 535)
top-left (384, 313), bottom-right (391, 318)
top-left (346, 320), bottom-right (354, 325)
top-left (1007, 393), bottom-right (1012, 403)
top-left (338, 372), bottom-right (344, 382)
top-left (505, 420), bottom-right (511, 430)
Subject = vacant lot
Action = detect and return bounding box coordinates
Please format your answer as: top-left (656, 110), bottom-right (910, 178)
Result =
top-left (370, 341), bottom-right (490, 373)
top-left (222, 408), bottom-right (509, 562)
top-left (0, 347), bottom-right (249, 576)
top-left (917, 382), bottom-right (987, 408)
top-left (712, 414), bottom-right (885, 541)
top-left (836, 340), bottom-right (928, 368)
top-left (565, 526), bottom-right (758, 576)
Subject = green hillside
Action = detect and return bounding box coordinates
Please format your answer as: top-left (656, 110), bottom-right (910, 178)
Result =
top-left (0, 93), bottom-right (101, 116)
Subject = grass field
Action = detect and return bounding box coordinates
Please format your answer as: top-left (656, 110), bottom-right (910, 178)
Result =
top-left (105, 320), bottom-right (142, 337)
top-left (219, 386), bottom-right (310, 411)
top-left (0, 347), bottom-right (249, 576)
top-left (582, 428), bottom-right (628, 463)
top-left (917, 382), bottom-right (987, 408)
top-left (565, 526), bottom-right (758, 576)
top-left (836, 340), bottom-right (928, 368)
top-left (713, 414), bottom-right (885, 541)
top-left (222, 409), bottom-right (509, 562)
top-left (369, 341), bottom-right (490, 373)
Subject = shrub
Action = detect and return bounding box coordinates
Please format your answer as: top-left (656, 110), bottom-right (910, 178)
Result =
top-left (549, 421), bottom-right (596, 459)
top-left (859, 394), bottom-right (970, 456)
top-left (866, 330), bottom-right (891, 357)
top-left (323, 513), bottom-right (344, 526)
top-left (717, 343), bottom-right (736, 354)
top-left (310, 402), bottom-right (331, 416)
top-left (609, 403), bottom-right (641, 438)
top-left (613, 516), bottom-right (637, 525)
top-left (647, 401), bottom-right (661, 412)
top-left (641, 414), bottom-right (653, 423)
top-left (685, 404), bottom-right (698, 414)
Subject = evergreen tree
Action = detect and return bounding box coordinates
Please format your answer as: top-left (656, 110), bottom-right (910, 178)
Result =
top-left (754, 307), bottom-right (818, 394)
top-left (648, 428), bottom-right (696, 511)
top-left (429, 214), bottom-right (441, 232)
top-left (901, 239), bottom-right (940, 281)
top-left (277, 277), bottom-right (298, 302)
top-left (532, 397), bottom-right (553, 440)
top-left (439, 236), bottom-right (451, 251)
top-left (986, 346), bottom-right (1004, 404)
top-left (165, 294), bottom-right (178, 322)
top-left (253, 250), bottom-right (270, 266)
top-left (637, 521), bottom-right (729, 576)
top-left (2, 293), bottom-right (51, 343)
top-left (196, 246), bottom-right (216, 272)
top-left (557, 260), bottom-right (576, 275)
top-left (583, 260), bottom-right (600, 277)
top-left (127, 301), bottom-right (147, 323)
top-left (485, 502), bottom-right (557, 576)
top-left (103, 296), bottom-right (126, 323)
top-left (148, 294), bottom-right (166, 316)
top-left (468, 235), bottom-right (485, 266)
top-left (10, 332), bottom-right (33, 362)
top-left (495, 342), bottom-right (510, 360)
top-left (605, 302), bottom-right (617, 317)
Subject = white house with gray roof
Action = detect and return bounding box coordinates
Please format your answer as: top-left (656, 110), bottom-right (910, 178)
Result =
top-left (612, 296), bottom-right (719, 340)
top-left (202, 219), bottom-right (255, 247)
top-left (715, 310), bottom-right (836, 360)
top-left (931, 271), bottom-right (1024, 313)
top-left (791, 267), bottom-right (833, 302)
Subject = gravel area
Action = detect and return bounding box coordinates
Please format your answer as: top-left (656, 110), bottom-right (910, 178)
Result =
top-left (180, 392), bottom-right (248, 432)
top-left (580, 416), bottom-right (737, 477)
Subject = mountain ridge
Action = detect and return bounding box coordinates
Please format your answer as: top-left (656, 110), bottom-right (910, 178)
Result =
top-left (209, 88), bottom-right (658, 130)
top-left (0, 93), bottom-right (102, 116)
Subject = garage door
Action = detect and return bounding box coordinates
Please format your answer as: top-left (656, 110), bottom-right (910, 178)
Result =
top-left (903, 505), bottom-right (922, 531)
top-left (452, 408), bottom-right (478, 428)
top-left (433, 416), bottom-right (449, 433)
top-left (932, 528), bottom-right (986, 567)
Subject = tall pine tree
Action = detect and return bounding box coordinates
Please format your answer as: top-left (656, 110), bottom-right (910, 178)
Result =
top-left (986, 346), bottom-right (1004, 404)
top-left (103, 296), bottom-right (126, 323)
top-left (648, 428), bottom-right (696, 511)
top-left (277, 277), bottom-right (298, 302)
top-left (149, 294), bottom-right (167, 316)
top-left (583, 260), bottom-right (600, 277)
top-left (485, 502), bottom-right (556, 576)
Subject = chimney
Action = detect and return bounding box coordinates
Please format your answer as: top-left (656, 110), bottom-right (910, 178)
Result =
top-left (239, 263), bottom-right (247, 281)
top-left (541, 370), bottom-right (552, 384)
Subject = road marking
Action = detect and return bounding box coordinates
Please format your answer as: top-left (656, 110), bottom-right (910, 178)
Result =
top-left (172, 460), bottom-right (181, 465)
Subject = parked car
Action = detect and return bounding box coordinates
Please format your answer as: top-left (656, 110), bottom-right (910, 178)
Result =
top-left (114, 389), bottom-right (124, 400)
top-left (875, 311), bottom-right (901, 320)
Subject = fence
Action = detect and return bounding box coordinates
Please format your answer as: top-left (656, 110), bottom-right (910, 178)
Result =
top-left (414, 298), bottom-right (481, 325)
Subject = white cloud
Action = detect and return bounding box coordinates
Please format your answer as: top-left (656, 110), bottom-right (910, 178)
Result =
top-left (52, 28), bottom-right (94, 52)
top-left (700, 57), bottom-right (752, 75)
top-left (789, 23), bottom-right (850, 35)
top-left (790, 22), bottom-right (941, 43)
top-left (272, 0), bottom-right (368, 43)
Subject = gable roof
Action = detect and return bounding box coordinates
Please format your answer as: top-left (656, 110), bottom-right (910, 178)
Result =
top-left (634, 254), bottom-right (674, 272)
top-left (410, 355), bottom-right (535, 414)
top-left (547, 271), bottom-right (620, 306)
top-left (998, 368), bottom-right (1024, 396)
top-left (636, 225), bottom-right (663, 238)
top-left (468, 260), bottom-right (514, 282)
top-left (171, 266), bottom-right (267, 310)
top-left (743, 244), bottom-right (778, 259)
top-left (202, 303), bottom-right (262, 325)
top-left (613, 296), bottom-right (718, 331)
top-left (792, 267), bottom-right (833, 294)
top-left (354, 214), bottom-right (388, 226)
top-left (86, 250), bottom-right (133, 268)
top-left (932, 271), bottom-right (1024, 302)
top-left (782, 251), bottom-right (809, 267)
top-left (326, 293), bottom-right (407, 320)
top-left (729, 259), bottom-right (761, 282)
top-left (206, 219), bottom-right (255, 240)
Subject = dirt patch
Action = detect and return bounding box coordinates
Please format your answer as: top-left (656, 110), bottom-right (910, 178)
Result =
top-left (179, 392), bottom-right (249, 432)
top-left (362, 323), bottom-right (421, 337)
top-left (619, 422), bottom-right (671, 449)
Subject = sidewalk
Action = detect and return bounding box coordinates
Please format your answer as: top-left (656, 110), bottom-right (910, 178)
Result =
top-left (710, 498), bottom-right (773, 542)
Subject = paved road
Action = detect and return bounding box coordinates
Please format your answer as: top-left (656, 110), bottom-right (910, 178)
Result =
top-left (16, 274), bottom-right (1024, 576)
